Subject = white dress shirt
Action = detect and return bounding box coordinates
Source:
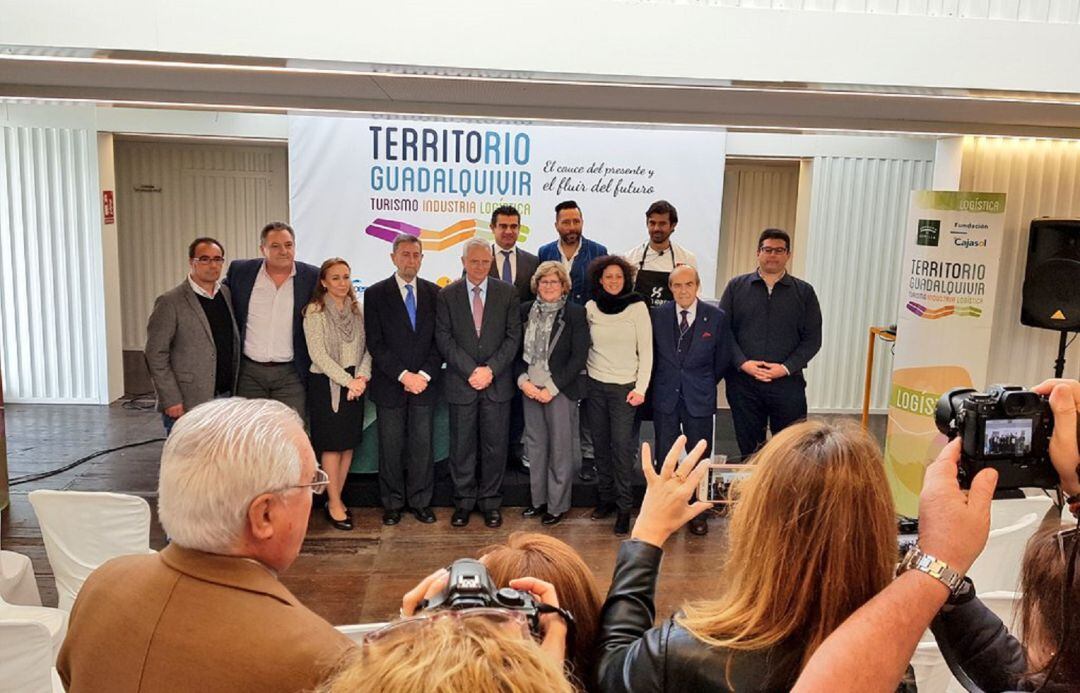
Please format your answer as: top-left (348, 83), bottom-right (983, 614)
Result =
top-left (675, 299), bottom-right (698, 330)
top-left (393, 273), bottom-right (431, 382)
top-left (493, 245), bottom-right (517, 283)
top-left (558, 242), bottom-right (580, 276)
top-left (187, 275), bottom-right (221, 299)
top-left (243, 262), bottom-right (296, 363)
top-left (624, 241), bottom-right (698, 272)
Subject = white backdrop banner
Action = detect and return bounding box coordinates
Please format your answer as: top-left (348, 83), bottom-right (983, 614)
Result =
top-left (288, 115), bottom-right (726, 292)
top-left (884, 190), bottom-right (1007, 516)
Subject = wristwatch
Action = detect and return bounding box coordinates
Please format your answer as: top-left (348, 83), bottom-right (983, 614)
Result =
top-left (897, 546), bottom-right (966, 596)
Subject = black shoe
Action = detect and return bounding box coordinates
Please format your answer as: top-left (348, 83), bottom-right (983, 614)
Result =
top-left (578, 463), bottom-right (596, 482)
top-left (613, 511), bottom-right (631, 536)
top-left (591, 502), bottom-right (616, 520)
top-left (411, 507), bottom-right (437, 524)
top-left (689, 514), bottom-right (708, 536)
top-left (522, 505), bottom-right (547, 518)
top-left (451, 509), bottom-right (471, 527)
top-left (326, 505), bottom-right (353, 530)
top-left (381, 509), bottom-right (401, 527)
top-left (541, 512), bottom-right (563, 526)
top-left (484, 509), bottom-right (503, 528)
top-left (344, 507), bottom-right (353, 519)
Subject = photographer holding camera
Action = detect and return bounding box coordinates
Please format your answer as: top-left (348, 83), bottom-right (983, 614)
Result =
top-left (319, 559), bottom-right (575, 692)
top-left (794, 378), bottom-right (1080, 693)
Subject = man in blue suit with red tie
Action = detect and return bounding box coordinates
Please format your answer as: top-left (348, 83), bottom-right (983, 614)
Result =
top-left (651, 264), bottom-right (733, 535)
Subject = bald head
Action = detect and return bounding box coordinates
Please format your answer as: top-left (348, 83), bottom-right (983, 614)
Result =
top-left (669, 264), bottom-right (700, 310)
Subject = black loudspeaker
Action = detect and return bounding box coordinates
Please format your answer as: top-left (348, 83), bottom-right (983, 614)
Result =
top-left (1021, 218), bottom-right (1080, 331)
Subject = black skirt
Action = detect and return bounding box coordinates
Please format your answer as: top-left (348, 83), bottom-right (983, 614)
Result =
top-left (308, 370), bottom-right (364, 452)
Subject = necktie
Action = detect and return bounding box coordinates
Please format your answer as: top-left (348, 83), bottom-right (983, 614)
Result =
top-left (680, 309), bottom-right (690, 336)
top-left (501, 250), bottom-right (513, 283)
top-left (404, 284), bottom-right (417, 331)
top-left (472, 286), bottom-right (484, 336)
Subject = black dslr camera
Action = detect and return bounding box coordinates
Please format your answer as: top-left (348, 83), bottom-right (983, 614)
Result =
top-left (422, 558), bottom-right (543, 634)
top-left (935, 384), bottom-right (1056, 490)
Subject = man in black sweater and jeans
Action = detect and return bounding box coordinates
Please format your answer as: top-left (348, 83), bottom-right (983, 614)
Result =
top-left (719, 228), bottom-right (822, 457)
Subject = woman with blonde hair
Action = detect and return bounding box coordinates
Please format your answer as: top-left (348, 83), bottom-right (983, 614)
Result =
top-left (480, 532), bottom-right (603, 690)
top-left (597, 421), bottom-right (898, 692)
top-left (304, 257), bottom-right (371, 531)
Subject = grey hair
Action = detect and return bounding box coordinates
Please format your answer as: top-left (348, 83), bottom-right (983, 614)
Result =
top-left (461, 237), bottom-right (492, 258)
top-left (530, 260), bottom-right (571, 296)
top-left (668, 264), bottom-right (701, 286)
top-left (157, 398), bottom-right (305, 553)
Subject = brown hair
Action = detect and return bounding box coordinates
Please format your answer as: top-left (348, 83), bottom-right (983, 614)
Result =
top-left (676, 420), bottom-right (896, 679)
top-left (1017, 525), bottom-right (1080, 690)
top-left (479, 532), bottom-right (603, 689)
top-left (305, 258), bottom-right (359, 316)
top-left (319, 616), bottom-right (573, 693)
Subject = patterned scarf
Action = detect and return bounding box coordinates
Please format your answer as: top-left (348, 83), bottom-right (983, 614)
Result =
top-left (523, 296), bottom-right (567, 369)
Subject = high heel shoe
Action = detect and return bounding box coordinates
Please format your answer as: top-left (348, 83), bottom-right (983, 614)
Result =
top-left (325, 505), bottom-right (353, 531)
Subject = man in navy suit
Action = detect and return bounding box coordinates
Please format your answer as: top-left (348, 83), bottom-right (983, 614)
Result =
top-left (651, 264), bottom-right (733, 535)
top-left (364, 234), bottom-right (443, 526)
top-left (224, 221), bottom-right (320, 418)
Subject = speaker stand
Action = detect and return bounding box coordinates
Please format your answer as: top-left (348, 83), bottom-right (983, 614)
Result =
top-left (1054, 330), bottom-right (1069, 378)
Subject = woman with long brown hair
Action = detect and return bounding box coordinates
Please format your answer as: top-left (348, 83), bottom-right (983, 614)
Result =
top-left (480, 532), bottom-right (603, 690)
top-left (303, 257), bottom-right (371, 531)
top-left (597, 421), bottom-right (898, 692)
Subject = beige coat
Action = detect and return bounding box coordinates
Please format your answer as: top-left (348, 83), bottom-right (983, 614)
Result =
top-left (57, 544), bottom-right (352, 692)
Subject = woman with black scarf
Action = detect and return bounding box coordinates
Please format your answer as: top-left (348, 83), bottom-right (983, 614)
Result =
top-left (584, 255), bottom-right (653, 535)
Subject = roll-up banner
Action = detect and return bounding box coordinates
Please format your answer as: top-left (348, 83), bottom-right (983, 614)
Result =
top-left (288, 115), bottom-right (726, 294)
top-left (885, 191), bottom-right (1007, 517)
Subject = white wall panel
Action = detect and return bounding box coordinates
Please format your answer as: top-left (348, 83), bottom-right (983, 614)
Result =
top-left (115, 140), bottom-right (288, 350)
top-left (803, 155), bottom-right (934, 411)
top-left (691, 0), bottom-right (1080, 20)
top-left (960, 137), bottom-right (1080, 386)
top-left (0, 125), bottom-right (108, 403)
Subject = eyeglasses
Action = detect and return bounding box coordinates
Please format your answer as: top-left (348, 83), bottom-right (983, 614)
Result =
top-left (758, 246), bottom-right (788, 255)
top-left (537, 278), bottom-right (562, 287)
top-left (289, 467), bottom-right (329, 495)
top-left (194, 256), bottom-right (226, 265)
top-left (363, 608), bottom-right (531, 644)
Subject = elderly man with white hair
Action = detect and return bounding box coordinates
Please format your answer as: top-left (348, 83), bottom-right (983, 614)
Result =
top-left (435, 237), bottom-right (522, 528)
top-left (57, 398), bottom-right (352, 693)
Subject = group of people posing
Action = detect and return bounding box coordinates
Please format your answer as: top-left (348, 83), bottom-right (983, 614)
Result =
top-left (144, 199), bottom-right (822, 537)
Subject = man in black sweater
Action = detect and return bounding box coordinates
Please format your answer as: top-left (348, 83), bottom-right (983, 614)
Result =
top-left (145, 237), bottom-right (241, 434)
top-left (719, 229), bottom-right (822, 457)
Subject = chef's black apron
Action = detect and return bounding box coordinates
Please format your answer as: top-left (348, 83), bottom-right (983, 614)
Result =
top-left (632, 242), bottom-right (679, 309)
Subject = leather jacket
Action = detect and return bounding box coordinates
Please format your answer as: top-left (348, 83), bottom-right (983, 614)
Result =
top-left (931, 589), bottom-right (1029, 692)
top-left (596, 540), bottom-right (803, 692)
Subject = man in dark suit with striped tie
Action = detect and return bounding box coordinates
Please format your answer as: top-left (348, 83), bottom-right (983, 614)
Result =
top-left (364, 234), bottom-right (443, 526)
top-left (651, 264), bottom-right (733, 535)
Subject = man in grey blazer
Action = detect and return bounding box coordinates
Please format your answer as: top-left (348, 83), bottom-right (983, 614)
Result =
top-left (145, 237), bottom-right (241, 434)
top-left (436, 238), bottom-right (522, 528)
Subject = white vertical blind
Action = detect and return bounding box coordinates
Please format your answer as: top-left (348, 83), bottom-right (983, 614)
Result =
top-left (0, 125), bottom-right (108, 403)
top-left (114, 140), bottom-right (289, 351)
top-left (960, 136), bottom-right (1080, 386)
top-left (803, 155), bottom-right (934, 411)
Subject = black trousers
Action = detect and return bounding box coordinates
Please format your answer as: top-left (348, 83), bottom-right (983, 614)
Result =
top-left (375, 400), bottom-right (434, 511)
top-left (653, 399), bottom-right (714, 470)
top-left (586, 378), bottom-right (639, 512)
top-left (448, 398), bottom-right (510, 511)
top-left (726, 371), bottom-right (808, 458)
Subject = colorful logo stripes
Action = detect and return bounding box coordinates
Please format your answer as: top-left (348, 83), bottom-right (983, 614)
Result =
top-left (905, 302), bottom-right (982, 320)
top-left (365, 218), bottom-right (531, 252)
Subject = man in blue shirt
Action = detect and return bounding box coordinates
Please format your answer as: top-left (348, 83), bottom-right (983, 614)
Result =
top-left (719, 229), bottom-right (822, 458)
top-left (537, 200), bottom-right (608, 305)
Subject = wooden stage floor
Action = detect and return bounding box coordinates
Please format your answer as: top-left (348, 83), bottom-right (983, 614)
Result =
top-left (1, 401), bottom-right (884, 626)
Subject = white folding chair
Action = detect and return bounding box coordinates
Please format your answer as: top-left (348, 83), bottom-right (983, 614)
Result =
top-left (980, 590), bottom-right (1022, 638)
top-left (336, 622), bottom-right (389, 643)
top-left (967, 512), bottom-right (1039, 593)
top-left (0, 620), bottom-right (65, 693)
top-left (990, 496), bottom-right (1053, 531)
top-left (28, 490), bottom-right (153, 612)
top-left (911, 639), bottom-right (954, 693)
top-left (0, 512), bottom-right (43, 606)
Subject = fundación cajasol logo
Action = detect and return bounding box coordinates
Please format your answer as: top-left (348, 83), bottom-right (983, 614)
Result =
top-left (916, 219), bottom-right (941, 247)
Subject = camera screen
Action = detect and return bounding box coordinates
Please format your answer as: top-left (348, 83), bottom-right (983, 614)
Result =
top-left (701, 465), bottom-right (753, 503)
top-left (983, 418), bottom-right (1033, 456)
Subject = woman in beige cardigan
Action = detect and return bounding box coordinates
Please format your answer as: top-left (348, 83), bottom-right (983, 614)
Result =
top-left (303, 257), bottom-right (371, 531)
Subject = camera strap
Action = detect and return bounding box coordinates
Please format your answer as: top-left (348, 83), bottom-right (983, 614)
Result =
top-left (536, 603), bottom-right (577, 655)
